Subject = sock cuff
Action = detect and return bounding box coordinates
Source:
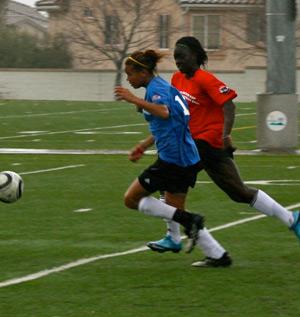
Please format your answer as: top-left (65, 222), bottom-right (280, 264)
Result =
top-left (250, 189), bottom-right (260, 207)
top-left (138, 196), bottom-right (148, 211)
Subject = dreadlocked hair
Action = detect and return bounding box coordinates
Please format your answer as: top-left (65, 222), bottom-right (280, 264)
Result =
top-left (176, 36), bottom-right (208, 67)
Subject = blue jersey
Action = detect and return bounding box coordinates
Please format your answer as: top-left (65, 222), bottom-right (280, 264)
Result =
top-left (143, 76), bottom-right (200, 167)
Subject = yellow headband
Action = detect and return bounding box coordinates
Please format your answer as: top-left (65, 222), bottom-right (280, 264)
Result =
top-left (128, 56), bottom-right (149, 69)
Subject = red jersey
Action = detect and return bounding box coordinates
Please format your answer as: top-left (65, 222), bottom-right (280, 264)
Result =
top-left (171, 69), bottom-right (237, 148)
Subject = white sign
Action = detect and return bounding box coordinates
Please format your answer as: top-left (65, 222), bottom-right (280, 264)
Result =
top-left (266, 111), bottom-right (287, 131)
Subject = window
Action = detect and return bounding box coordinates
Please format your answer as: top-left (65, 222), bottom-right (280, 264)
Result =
top-left (247, 13), bottom-right (266, 44)
top-left (192, 15), bottom-right (221, 50)
top-left (105, 16), bottom-right (120, 45)
top-left (83, 7), bottom-right (93, 18)
top-left (158, 15), bottom-right (170, 49)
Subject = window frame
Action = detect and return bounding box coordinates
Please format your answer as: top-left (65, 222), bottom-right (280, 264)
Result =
top-left (192, 14), bottom-right (221, 51)
top-left (158, 14), bottom-right (170, 49)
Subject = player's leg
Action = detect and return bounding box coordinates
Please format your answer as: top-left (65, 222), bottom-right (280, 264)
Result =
top-left (125, 162), bottom-right (204, 248)
top-left (138, 193), bottom-right (204, 247)
top-left (147, 190), bottom-right (230, 262)
top-left (140, 160), bottom-right (205, 252)
top-left (146, 162), bottom-right (193, 252)
top-left (164, 191), bottom-right (185, 244)
top-left (160, 191), bottom-right (182, 246)
top-left (147, 187), bottom-right (231, 265)
top-left (204, 151), bottom-right (299, 240)
top-left (196, 140), bottom-right (296, 231)
top-left (147, 192), bottom-right (185, 253)
top-left (206, 158), bottom-right (295, 226)
top-left (124, 178), bottom-right (151, 209)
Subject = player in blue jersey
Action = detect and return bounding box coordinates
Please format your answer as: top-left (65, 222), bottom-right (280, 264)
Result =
top-left (115, 50), bottom-right (230, 263)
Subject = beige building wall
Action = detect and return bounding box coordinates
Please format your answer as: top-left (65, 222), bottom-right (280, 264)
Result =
top-left (37, 0), bottom-right (300, 72)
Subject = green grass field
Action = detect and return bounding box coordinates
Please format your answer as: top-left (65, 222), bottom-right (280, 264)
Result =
top-left (0, 100), bottom-right (299, 317)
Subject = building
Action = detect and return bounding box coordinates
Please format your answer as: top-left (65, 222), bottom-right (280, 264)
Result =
top-left (6, 1), bottom-right (48, 40)
top-left (36, 0), bottom-right (268, 71)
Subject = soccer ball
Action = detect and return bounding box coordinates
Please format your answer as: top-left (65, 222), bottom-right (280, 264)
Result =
top-left (0, 171), bottom-right (24, 203)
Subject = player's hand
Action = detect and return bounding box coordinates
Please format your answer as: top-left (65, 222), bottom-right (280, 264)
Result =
top-left (115, 86), bottom-right (138, 104)
top-left (129, 144), bottom-right (145, 162)
top-left (223, 135), bottom-right (237, 158)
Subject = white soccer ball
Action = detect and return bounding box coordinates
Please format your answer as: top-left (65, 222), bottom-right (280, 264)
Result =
top-left (0, 171), bottom-right (24, 203)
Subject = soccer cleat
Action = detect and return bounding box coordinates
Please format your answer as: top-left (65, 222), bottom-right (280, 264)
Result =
top-left (191, 252), bottom-right (232, 268)
top-left (290, 210), bottom-right (300, 240)
top-left (184, 213), bottom-right (205, 254)
top-left (147, 235), bottom-right (182, 253)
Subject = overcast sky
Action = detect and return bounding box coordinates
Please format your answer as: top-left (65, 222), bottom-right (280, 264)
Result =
top-left (14, 0), bottom-right (37, 7)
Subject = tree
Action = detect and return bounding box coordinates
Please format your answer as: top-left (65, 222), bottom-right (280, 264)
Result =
top-left (62, 0), bottom-right (181, 86)
top-left (222, 8), bottom-right (267, 63)
top-left (0, 0), bottom-right (8, 25)
top-left (221, 3), bottom-right (300, 67)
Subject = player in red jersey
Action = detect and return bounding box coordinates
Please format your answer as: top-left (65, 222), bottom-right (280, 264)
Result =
top-left (147, 36), bottom-right (300, 267)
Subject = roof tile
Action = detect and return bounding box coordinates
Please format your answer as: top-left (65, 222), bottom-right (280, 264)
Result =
top-left (179, 0), bottom-right (264, 5)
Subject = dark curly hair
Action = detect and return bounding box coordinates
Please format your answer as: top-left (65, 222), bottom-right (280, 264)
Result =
top-left (125, 50), bottom-right (165, 73)
top-left (175, 36), bottom-right (208, 67)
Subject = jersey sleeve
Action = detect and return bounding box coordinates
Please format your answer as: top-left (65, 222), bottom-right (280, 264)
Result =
top-left (146, 86), bottom-right (166, 106)
top-left (147, 81), bottom-right (170, 107)
top-left (198, 72), bottom-right (237, 106)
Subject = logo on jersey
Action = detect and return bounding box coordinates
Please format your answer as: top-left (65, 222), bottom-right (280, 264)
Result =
top-left (152, 94), bottom-right (161, 102)
top-left (180, 91), bottom-right (200, 105)
top-left (219, 86), bottom-right (230, 94)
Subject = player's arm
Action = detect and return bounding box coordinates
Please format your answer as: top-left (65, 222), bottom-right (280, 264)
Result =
top-left (222, 99), bottom-right (236, 151)
top-left (129, 135), bottom-right (155, 162)
top-left (115, 86), bottom-right (169, 119)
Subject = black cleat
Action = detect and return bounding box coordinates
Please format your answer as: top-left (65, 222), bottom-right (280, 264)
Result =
top-left (191, 252), bottom-right (232, 268)
top-left (184, 213), bottom-right (204, 253)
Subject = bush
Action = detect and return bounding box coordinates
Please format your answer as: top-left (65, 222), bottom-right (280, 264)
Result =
top-left (0, 27), bottom-right (72, 68)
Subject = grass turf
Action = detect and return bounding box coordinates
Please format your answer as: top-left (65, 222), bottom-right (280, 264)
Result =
top-left (0, 100), bottom-right (299, 316)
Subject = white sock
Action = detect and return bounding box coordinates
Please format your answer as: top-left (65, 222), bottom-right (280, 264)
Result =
top-left (197, 228), bottom-right (226, 259)
top-left (165, 219), bottom-right (181, 243)
top-left (158, 195), bottom-right (181, 243)
top-left (251, 190), bottom-right (294, 227)
top-left (138, 196), bottom-right (176, 220)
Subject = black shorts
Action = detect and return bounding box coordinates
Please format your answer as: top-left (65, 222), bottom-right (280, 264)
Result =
top-left (138, 158), bottom-right (200, 194)
top-left (195, 139), bottom-right (235, 172)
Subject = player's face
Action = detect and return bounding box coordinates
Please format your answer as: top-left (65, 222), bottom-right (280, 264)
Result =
top-left (125, 64), bottom-right (147, 89)
top-left (174, 46), bottom-right (198, 76)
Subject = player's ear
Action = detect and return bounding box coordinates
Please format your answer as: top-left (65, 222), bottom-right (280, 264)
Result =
top-left (141, 68), bottom-right (149, 75)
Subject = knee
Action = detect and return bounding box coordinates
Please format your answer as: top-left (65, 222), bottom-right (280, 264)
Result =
top-left (124, 192), bottom-right (139, 209)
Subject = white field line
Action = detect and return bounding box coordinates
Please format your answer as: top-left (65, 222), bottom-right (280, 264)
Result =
top-left (0, 123), bottom-right (147, 140)
top-left (19, 164), bottom-right (85, 175)
top-left (197, 180), bottom-right (300, 186)
top-left (0, 107), bottom-right (124, 119)
top-left (210, 202), bottom-right (300, 232)
top-left (236, 112), bottom-right (256, 117)
top-left (1, 148), bottom-right (299, 156)
top-left (1, 202), bottom-right (299, 289)
top-left (0, 112), bottom-right (257, 141)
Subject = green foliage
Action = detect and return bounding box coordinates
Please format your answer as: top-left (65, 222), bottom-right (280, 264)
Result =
top-left (0, 0), bottom-right (8, 25)
top-left (0, 28), bottom-right (72, 68)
